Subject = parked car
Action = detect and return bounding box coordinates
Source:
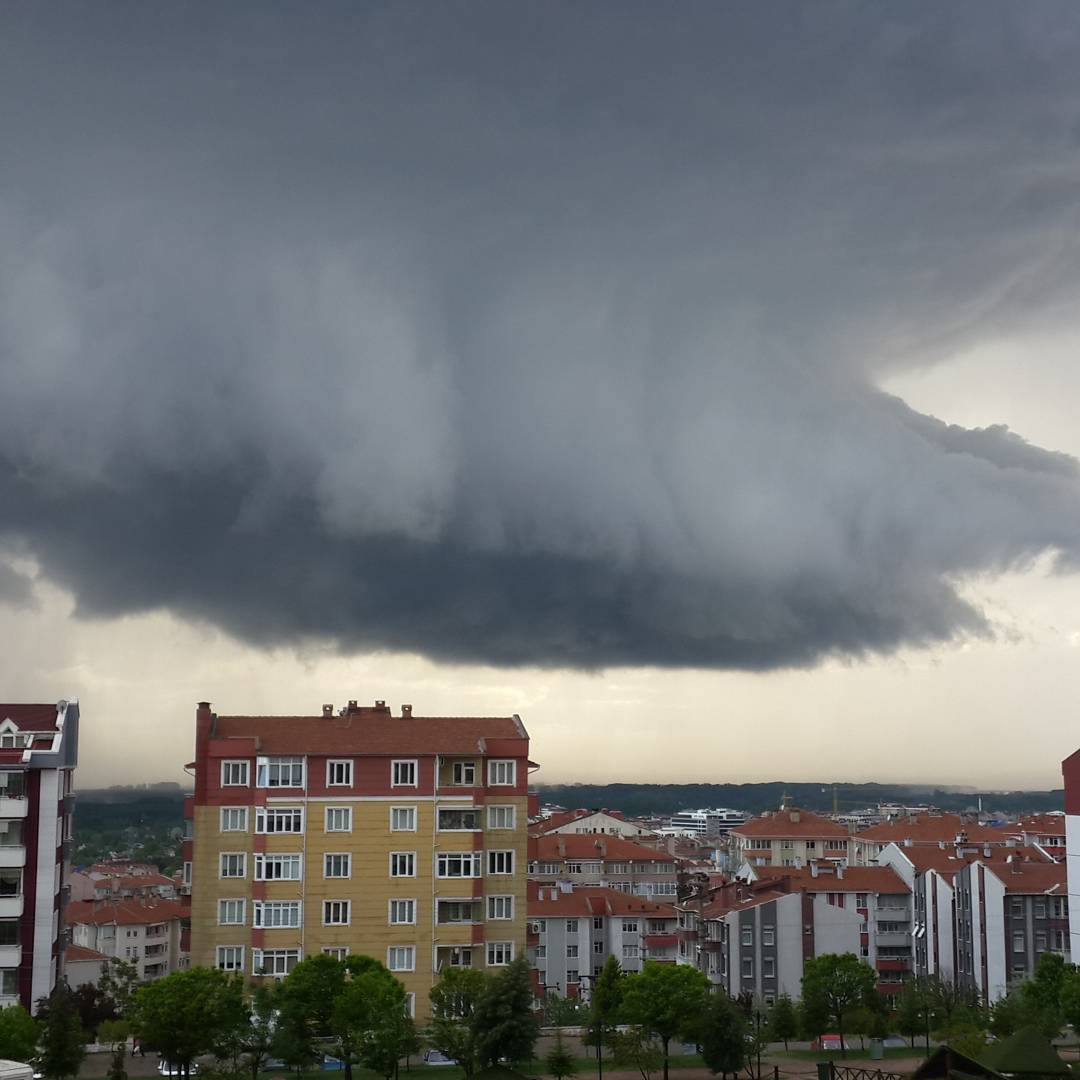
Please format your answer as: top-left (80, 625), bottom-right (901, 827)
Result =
top-left (158, 1063), bottom-right (200, 1076)
top-left (423, 1050), bottom-right (457, 1066)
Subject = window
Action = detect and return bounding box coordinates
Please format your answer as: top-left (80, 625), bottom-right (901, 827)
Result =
top-left (566, 944), bottom-right (579, 958)
top-left (325, 806), bottom-right (352, 832)
top-left (763, 957), bottom-right (776, 978)
top-left (488, 850), bottom-right (515, 875)
top-left (438, 808), bottom-right (481, 831)
top-left (390, 852), bottom-right (416, 877)
top-left (742, 957), bottom-right (753, 977)
top-left (256, 756), bottom-right (305, 788)
top-left (390, 899), bottom-right (416, 925)
top-left (805, 841), bottom-right (816, 850)
top-left (220, 853), bottom-right (246, 879)
top-left (762, 927), bottom-right (775, 946)
top-left (1036, 931), bottom-right (1048, 951)
top-left (392, 760), bottom-right (417, 787)
top-left (566, 919), bottom-right (578, 933)
top-left (254, 853), bottom-right (302, 881)
top-left (391, 806), bottom-right (417, 832)
top-left (326, 759), bottom-right (353, 786)
top-left (324, 853), bottom-right (351, 878)
top-left (622, 919), bottom-right (638, 933)
top-left (253, 901), bottom-right (302, 929)
top-left (1035, 901), bottom-right (1047, 919)
top-left (323, 947), bottom-right (350, 961)
top-left (216, 946), bottom-right (244, 971)
top-left (388, 946), bottom-right (415, 972)
top-left (566, 968), bottom-right (579, 984)
top-left (324, 900), bottom-right (350, 925)
top-left (487, 805), bottom-right (516, 830)
top-left (487, 895), bottom-right (514, 920)
top-left (218, 899), bottom-right (246, 925)
top-left (622, 945), bottom-right (639, 959)
top-left (1013, 932), bottom-right (1025, 953)
top-left (220, 807), bottom-right (248, 832)
top-left (741, 927), bottom-right (753, 946)
top-left (221, 760), bottom-right (250, 786)
top-left (535, 944), bottom-right (547, 959)
top-left (439, 901), bottom-right (478, 924)
top-left (826, 840), bottom-right (847, 851)
top-left (593, 916), bottom-right (603, 930)
top-left (487, 942), bottom-right (513, 966)
top-left (253, 949), bottom-right (300, 976)
top-left (593, 940), bottom-right (604, 954)
top-left (452, 761), bottom-right (476, 785)
top-left (438, 852), bottom-right (482, 878)
top-left (566, 862), bottom-right (583, 874)
top-left (856, 893), bottom-right (868, 908)
top-left (1011, 899), bottom-right (1023, 917)
top-left (487, 760), bottom-right (516, 786)
top-left (255, 807), bottom-right (303, 834)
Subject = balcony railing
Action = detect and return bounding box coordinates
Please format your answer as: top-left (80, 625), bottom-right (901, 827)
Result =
top-left (0, 849), bottom-right (26, 869)
top-left (0, 798), bottom-right (28, 820)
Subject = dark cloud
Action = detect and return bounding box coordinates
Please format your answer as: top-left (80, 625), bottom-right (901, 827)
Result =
top-left (0, 564), bottom-right (36, 612)
top-left (1, 2), bottom-right (1080, 668)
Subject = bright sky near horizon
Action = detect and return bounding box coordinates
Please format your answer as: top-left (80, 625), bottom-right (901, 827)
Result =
top-left (2, 3), bottom-right (1080, 790)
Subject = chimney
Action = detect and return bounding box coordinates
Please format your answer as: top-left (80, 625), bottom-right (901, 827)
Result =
top-left (837, 864), bottom-right (844, 880)
top-left (810, 862), bottom-right (819, 878)
top-left (401, 704), bottom-right (413, 718)
top-left (790, 810), bottom-right (801, 823)
top-left (348, 700), bottom-right (358, 711)
top-left (557, 836), bottom-right (566, 857)
top-left (322, 704), bottom-right (333, 718)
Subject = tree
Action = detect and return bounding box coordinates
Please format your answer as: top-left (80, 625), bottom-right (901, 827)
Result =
top-left (894, 981), bottom-right (932, 1049)
top-left (429, 966), bottom-right (490, 1079)
top-left (0, 1004), bottom-right (40, 1062)
top-left (134, 967), bottom-right (245, 1079)
top-left (621, 962), bottom-right (710, 1080)
top-left (1018, 951), bottom-right (1067, 1037)
top-left (333, 965), bottom-right (418, 1080)
top-left (99, 959), bottom-right (140, 1019)
top-left (797, 993), bottom-right (830, 1043)
top-left (38, 983), bottom-right (86, 1080)
top-left (1060, 967), bottom-right (1080, 1040)
top-left (545, 1032), bottom-right (577, 1080)
top-left (585, 956), bottom-right (624, 1080)
top-left (97, 1020), bottom-right (129, 1080)
top-left (229, 985), bottom-right (279, 1080)
top-left (799, 954), bottom-right (876, 1060)
top-left (608, 1028), bottom-right (663, 1080)
top-left (698, 993), bottom-right (745, 1079)
top-left (473, 956), bottom-right (539, 1068)
top-left (767, 994), bottom-right (797, 1052)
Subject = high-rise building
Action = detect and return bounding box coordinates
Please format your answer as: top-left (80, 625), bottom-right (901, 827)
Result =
top-left (187, 700), bottom-right (532, 1018)
top-left (0, 700), bottom-right (79, 1011)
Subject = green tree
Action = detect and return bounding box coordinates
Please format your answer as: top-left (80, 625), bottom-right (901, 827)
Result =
top-left (1060, 967), bottom-right (1080, 1039)
top-left (38, 983), bottom-right (86, 1080)
top-left (1018, 951), bottom-right (1067, 1037)
top-left (473, 956), bottom-right (539, 1067)
top-left (767, 994), bottom-right (797, 1052)
top-left (333, 964), bottom-right (418, 1080)
top-left (698, 993), bottom-right (745, 1079)
top-left (134, 967), bottom-right (245, 1079)
top-left (621, 962), bottom-right (710, 1080)
top-left (585, 956), bottom-right (624, 1080)
top-left (545, 1032), bottom-right (577, 1080)
top-left (894, 981), bottom-right (931, 1049)
top-left (429, 966), bottom-right (490, 1079)
top-left (545, 995), bottom-right (587, 1027)
top-left (227, 985), bottom-right (279, 1080)
top-left (0, 1004), bottom-right (40, 1062)
top-left (97, 1020), bottom-right (129, 1080)
top-left (608, 1027), bottom-right (662, 1080)
top-left (797, 993), bottom-right (830, 1043)
top-left (99, 959), bottom-right (141, 1019)
top-left (799, 954), bottom-right (876, 1059)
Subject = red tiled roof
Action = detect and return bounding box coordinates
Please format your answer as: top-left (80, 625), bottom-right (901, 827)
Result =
top-left (528, 886), bottom-right (676, 918)
top-left (65, 944), bottom-right (109, 962)
top-left (754, 865), bottom-right (910, 895)
top-left (0, 704), bottom-right (60, 731)
top-left (531, 809), bottom-right (593, 835)
top-left (889, 844), bottom-right (1053, 879)
top-left (212, 711), bottom-right (527, 755)
top-left (857, 813), bottom-right (1001, 844)
top-left (1008, 814), bottom-right (1066, 838)
top-left (732, 809), bottom-right (848, 839)
top-left (66, 899), bottom-right (185, 927)
top-left (531, 834), bottom-right (676, 863)
top-left (989, 861), bottom-right (1068, 894)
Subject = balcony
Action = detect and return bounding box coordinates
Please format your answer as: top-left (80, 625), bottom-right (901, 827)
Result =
top-left (874, 930), bottom-right (911, 947)
top-left (645, 933), bottom-right (678, 948)
top-left (0, 849), bottom-right (25, 869)
top-left (0, 945), bottom-right (21, 969)
top-left (0, 896), bottom-right (23, 918)
top-left (876, 957), bottom-right (911, 972)
top-left (0, 799), bottom-right (27, 820)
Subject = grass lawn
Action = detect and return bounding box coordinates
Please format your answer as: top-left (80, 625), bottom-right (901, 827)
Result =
top-left (770, 1045), bottom-right (923, 1061)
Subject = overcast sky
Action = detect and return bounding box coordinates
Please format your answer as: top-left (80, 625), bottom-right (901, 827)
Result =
top-left (2, 2), bottom-right (1080, 791)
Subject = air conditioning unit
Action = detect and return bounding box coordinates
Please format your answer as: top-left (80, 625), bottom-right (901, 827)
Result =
top-left (528, 922), bottom-right (542, 934)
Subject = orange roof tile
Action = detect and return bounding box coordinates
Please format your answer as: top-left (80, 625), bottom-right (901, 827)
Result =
top-left (212, 711), bottom-right (527, 756)
top-left (528, 886), bottom-right (677, 918)
top-left (732, 808), bottom-right (848, 839)
top-left (65, 944), bottom-right (109, 962)
top-left (0, 704), bottom-right (60, 731)
top-left (857, 813), bottom-right (1002, 844)
top-left (531, 834), bottom-right (676, 863)
top-left (989, 861), bottom-right (1068, 894)
top-left (755, 865), bottom-right (910, 895)
top-left (66, 899), bottom-right (185, 927)
top-left (890, 844), bottom-right (1053, 880)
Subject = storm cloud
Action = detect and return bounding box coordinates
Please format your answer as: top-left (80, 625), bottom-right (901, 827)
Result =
top-left (2, 1), bottom-right (1080, 668)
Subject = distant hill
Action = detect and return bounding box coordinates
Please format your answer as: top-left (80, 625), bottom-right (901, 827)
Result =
top-left (73, 785), bottom-right (190, 873)
top-left (532, 782), bottom-right (1064, 818)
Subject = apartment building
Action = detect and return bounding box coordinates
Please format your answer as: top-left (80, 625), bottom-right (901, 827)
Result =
top-left (527, 886), bottom-right (677, 997)
top-left (527, 834), bottom-right (677, 898)
top-left (69, 868), bottom-right (177, 902)
top-left (1064, 747), bottom-right (1080, 958)
top-left (1001, 814), bottom-right (1066, 863)
top-left (531, 809), bottom-right (656, 841)
top-left (188, 700), bottom-right (532, 1019)
top-left (955, 859), bottom-right (1069, 1003)
top-left (0, 700), bottom-right (79, 1011)
top-left (730, 808), bottom-right (851, 869)
top-left (66, 899), bottom-right (186, 980)
top-left (852, 813), bottom-right (1008, 866)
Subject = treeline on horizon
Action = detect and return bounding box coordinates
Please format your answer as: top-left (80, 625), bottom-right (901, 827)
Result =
top-left (534, 781), bottom-right (1065, 817)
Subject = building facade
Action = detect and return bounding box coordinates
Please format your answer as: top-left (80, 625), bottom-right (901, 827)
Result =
top-left (66, 899), bottom-right (187, 981)
top-left (527, 834), bottom-right (677, 898)
top-left (0, 700), bottom-right (79, 1011)
top-left (188, 700), bottom-right (532, 1019)
top-left (531, 809), bottom-right (656, 840)
top-left (730, 808), bottom-right (851, 869)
